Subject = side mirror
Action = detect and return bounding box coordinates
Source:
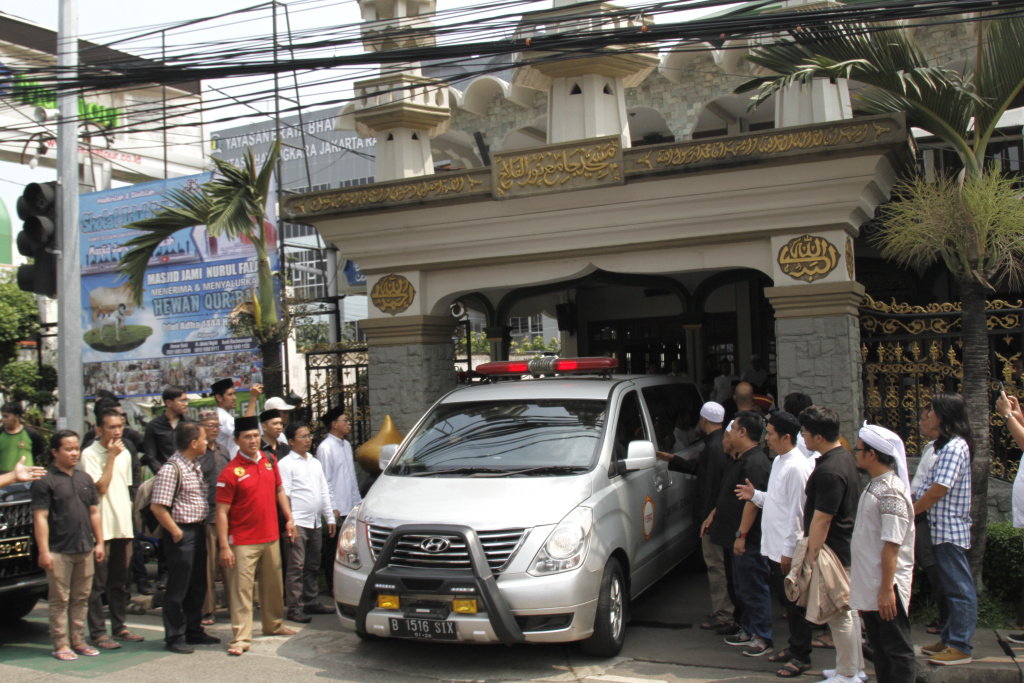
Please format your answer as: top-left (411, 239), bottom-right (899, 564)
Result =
top-left (623, 440), bottom-right (657, 472)
top-left (379, 443), bottom-right (399, 471)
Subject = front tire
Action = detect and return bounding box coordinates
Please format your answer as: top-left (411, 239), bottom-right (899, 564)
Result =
top-left (0, 592), bottom-right (39, 626)
top-left (580, 558), bottom-right (627, 657)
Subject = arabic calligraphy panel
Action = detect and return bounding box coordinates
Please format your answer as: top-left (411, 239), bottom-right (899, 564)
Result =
top-left (777, 234), bottom-right (840, 283)
top-left (371, 274), bottom-right (416, 315)
top-left (491, 136), bottom-right (624, 199)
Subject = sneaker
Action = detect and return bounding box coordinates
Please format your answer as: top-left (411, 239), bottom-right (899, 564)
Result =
top-left (302, 602), bottom-right (335, 615)
top-left (724, 629), bottom-right (753, 646)
top-left (1007, 633), bottom-right (1024, 644)
top-left (287, 609), bottom-right (312, 624)
top-left (928, 646), bottom-right (972, 666)
top-left (920, 639), bottom-right (944, 656)
top-left (741, 636), bottom-right (773, 657)
top-left (816, 676), bottom-right (860, 683)
top-left (823, 668), bottom-right (868, 682)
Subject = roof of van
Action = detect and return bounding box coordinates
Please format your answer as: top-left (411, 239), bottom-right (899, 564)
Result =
top-left (440, 375), bottom-right (696, 403)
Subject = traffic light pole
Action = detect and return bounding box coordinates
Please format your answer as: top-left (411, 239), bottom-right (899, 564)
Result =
top-left (57, 0), bottom-right (83, 435)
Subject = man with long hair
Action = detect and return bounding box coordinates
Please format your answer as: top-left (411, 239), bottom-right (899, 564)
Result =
top-left (914, 393), bottom-right (977, 666)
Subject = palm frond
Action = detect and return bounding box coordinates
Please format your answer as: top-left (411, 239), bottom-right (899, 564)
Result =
top-left (973, 13), bottom-right (1024, 163)
top-left (116, 185), bottom-right (212, 305)
top-left (739, 21), bottom-right (980, 169)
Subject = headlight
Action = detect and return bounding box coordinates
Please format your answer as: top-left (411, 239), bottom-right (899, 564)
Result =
top-left (529, 507), bottom-right (593, 576)
top-left (336, 504), bottom-right (361, 569)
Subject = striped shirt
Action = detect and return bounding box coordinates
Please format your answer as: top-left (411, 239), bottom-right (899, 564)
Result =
top-left (914, 436), bottom-right (972, 548)
top-left (151, 453), bottom-right (209, 525)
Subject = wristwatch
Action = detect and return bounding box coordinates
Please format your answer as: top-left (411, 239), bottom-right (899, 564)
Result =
top-left (735, 531), bottom-right (747, 539)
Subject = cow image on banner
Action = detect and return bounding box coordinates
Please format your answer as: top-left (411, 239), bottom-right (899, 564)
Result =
top-left (78, 172), bottom-right (280, 400)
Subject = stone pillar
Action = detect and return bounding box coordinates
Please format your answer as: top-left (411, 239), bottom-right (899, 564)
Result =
top-left (360, 315), bottom-right (457, 436)
top-left (766, 281), bottom-right (865, 444)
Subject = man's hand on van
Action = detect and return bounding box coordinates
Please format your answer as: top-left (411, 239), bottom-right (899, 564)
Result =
top-left (655, 450), bottom-right (673, 462)
top-left (700, 509), bottom-right (715, 538)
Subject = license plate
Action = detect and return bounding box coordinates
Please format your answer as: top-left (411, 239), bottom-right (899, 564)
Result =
top-left (388, 617), bottom-right (457, 641)
top-left (0, 536), bottom-right (31, 559)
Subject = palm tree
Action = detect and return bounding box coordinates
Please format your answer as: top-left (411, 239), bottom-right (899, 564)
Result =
top-left (117, 140), bottom-right (287, 397)
top-left (735, 13), bottom-right (1024, 573)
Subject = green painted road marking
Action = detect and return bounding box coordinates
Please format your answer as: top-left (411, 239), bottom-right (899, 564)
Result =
top-left (0, 613), bottom-right (171, 678)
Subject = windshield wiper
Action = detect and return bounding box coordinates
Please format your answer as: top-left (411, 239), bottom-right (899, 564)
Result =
top-left (406, 467), bottom-right (513, 477)
top-left (502, 465), bottom-right (590, 476)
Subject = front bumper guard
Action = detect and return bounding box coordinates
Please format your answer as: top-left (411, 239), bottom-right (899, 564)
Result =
top-left (354, 524), bottom-right (525, 645)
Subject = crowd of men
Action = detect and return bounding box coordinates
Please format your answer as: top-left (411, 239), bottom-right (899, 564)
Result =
top-left (660, 388), bottom-right (982, 683)
top-left (24, 380), bottom-right (362, 661)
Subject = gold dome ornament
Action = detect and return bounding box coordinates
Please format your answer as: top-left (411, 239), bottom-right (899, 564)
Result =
top-left (355, 415), bottom-right (405, 473)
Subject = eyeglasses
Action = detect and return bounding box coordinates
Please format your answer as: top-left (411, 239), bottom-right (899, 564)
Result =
top-left (853, 447), bottom-right (871, 453)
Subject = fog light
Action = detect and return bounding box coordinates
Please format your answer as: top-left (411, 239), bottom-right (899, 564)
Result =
top-left (452, 598), bottom-right (477, 614)
top-left (377, 594), bottom-right (400, 610)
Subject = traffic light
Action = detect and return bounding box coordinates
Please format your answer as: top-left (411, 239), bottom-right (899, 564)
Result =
top-left (15, 181), bottom-right (58, 297)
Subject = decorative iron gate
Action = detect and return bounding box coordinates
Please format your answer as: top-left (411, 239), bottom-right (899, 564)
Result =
top-left (859, 295), bottom-right (1024, 480)
top-left (304, 345), bottom-right (370, 445)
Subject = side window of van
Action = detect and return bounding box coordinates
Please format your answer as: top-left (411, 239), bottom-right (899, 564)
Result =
top-left (641, 384), bottom-right (702, 454)
top-left (613, 391), bottom-right (647, 462)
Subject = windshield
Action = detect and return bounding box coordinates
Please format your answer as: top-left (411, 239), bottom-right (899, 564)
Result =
top-left (389, 399), bottom-right (606, 476)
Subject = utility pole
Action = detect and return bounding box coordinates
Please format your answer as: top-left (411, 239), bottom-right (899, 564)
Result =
top-left (57, 0), bottom-right (83, 435)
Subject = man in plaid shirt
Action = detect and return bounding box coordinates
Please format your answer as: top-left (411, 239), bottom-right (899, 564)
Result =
top-left (913, 394), bottom-right (976, 666)
top-left (150, 422), bottom-right (221, 654)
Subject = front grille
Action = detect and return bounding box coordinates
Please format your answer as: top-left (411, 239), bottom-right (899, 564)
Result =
top-left (367, 525), bottom-right (527, 573)
top-left (0, 500), bottom-right (40, 581)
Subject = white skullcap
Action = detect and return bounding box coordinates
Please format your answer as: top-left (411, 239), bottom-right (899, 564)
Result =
top-left (859, 422), bottom-right (910, 490)
top-left (700, 401), bottom-right (725, 423)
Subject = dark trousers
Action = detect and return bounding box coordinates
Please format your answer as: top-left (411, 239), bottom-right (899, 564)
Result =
top-left (914, 514), bottom-right (949, 626)
top-left (286, 526), bottom-right (323, 610)
top-left (162, 524), bottom-right (208, 644)
top-left (721, 545), bottom-right (744, 625)
top-left (731, 545), bottom-right (772, 641)
top-left (131, 531), bottom-right (148, 583)
top-left (862, 595), bottom-right (916, 683)
top-left (769, 559), bottom-right (813, 664)
top-left (321, 523), bottom-right (336, 593)
top-left (88, 538), bottom-right (131, 640)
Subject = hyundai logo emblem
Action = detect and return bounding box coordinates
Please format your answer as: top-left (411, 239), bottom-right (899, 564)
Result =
top-left (419, 537), bottom-right (450, 553)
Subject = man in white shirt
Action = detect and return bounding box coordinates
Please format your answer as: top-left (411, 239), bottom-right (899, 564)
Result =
top-left (212, 378), bottom-right (258, 458)
top-left (278, 422), bottom-right (336, 623)
top-left (79, 408), bottom-right (144, 649)
top-left (850, 424), bottom-right (916, 683)
top-left (712, 360), bottom-right (738, 404)
top-left (736, 412), bottom-right (814, 677)
top-left (783, 393), bottom-right (818, 460)
top-left (317, 407), bottom-right (361, 523)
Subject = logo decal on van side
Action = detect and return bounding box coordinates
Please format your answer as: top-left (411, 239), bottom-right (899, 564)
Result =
top-left (642, 496), bottom-right (654, 541)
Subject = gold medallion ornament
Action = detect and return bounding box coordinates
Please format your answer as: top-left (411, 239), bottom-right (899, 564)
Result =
top-left (778, 235), bottom-right (840, 283)
top-left (234, 466), bottom-right (245, 477)
top-left (371, 274), bottom-right (416, 315)
top-left (846, 236), bottom-right (855, 279)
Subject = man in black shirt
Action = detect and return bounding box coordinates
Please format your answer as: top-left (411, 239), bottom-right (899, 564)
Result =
top-left (799, 406), bottom-right (864, 683)
top-left (259, 409), bottom-right (290, 460)
top-left (657, 401), bottom-right (734, 628)
top-left (31, 430), bottom-right (105, 661)
top-left (703, 411), bottom-right (773, 657)
top-left (142, 386), bottom-right (191, 474)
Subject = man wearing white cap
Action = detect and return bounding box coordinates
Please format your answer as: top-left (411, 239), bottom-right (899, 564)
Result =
top-left (657, 401), bottom-right (735, 630)
top-left (263, 397), bottom-right (295, 446)
top-left (850, 424), bottom-right (916, 683)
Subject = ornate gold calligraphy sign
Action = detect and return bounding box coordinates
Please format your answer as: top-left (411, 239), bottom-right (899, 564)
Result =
top-left (492, 136), bottom-right (624, 199)
top-left (778, 235), bottom-right (840, 283)
top-left (845, 236), bottom-right (855, 279)
top-left (284, 170), bottom-right (489, 219)
top-left (627, 117), bottom-right (899, 174)
top-left (371, 274), bottom-right (416, 315)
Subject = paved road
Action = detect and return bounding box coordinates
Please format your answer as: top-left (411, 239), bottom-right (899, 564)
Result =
top-left (0, 564), bottom-right (840, 683)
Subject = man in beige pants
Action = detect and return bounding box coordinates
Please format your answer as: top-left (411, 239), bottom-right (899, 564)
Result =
top-left (216, 416), bottom-right (298, 656)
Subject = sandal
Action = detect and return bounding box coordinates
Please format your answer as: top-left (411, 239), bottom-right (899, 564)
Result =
top-left (52, 650), bottom-right (78, 661)
top-left (926, 620), bottom-right (942, 635)
top-left (93, 637), bottom-right (122, 650)
top-left (202, 616), bottom-right (215, 626)
top-left (114, 630), bottom-right (145, 642)
top-left (768, 649), bottom-right (793, 663)
top-left (777, 660), bottom-right (811, 678)
top-left (73, 645), bottom-right (100, 657)
top-left (812, 634), bottom-right (835, 649)
top-left (700, 616), bottom-right (732, 631)
top-left (228, 647), bottom-right (245, 656)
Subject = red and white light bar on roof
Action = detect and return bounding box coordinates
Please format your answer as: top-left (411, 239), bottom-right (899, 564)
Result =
top-left (476, 356), bottom-right (618, 377)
